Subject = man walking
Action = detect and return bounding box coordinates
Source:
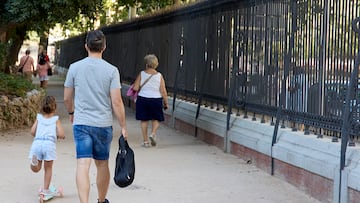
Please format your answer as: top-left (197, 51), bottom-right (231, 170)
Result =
top-left (64, 29), bottom-right (128, 203)
top-left (18, 49), bottom-right (35, 80)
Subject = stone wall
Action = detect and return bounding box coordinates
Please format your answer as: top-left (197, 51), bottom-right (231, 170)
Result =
top-left (0, 89), bottom-right (45, 130)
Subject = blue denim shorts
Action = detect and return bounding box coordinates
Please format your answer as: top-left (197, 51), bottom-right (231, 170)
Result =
top-left (73, 125), bottom-right (113, 160)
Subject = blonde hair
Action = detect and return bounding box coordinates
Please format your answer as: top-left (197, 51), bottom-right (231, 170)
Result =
top-left (144, 54), bottom-right (159, 69)
top-left (41, 96), bottom-right (57, 114)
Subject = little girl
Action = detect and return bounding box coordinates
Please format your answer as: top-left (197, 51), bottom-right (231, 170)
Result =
top-left (28, 95), bottom-right (65, 194)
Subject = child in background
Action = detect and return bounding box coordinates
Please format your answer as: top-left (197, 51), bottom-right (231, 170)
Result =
top-left (37, 50), bottom-right (51, 88)
top-left (28, 95), bottom-right (65, 195)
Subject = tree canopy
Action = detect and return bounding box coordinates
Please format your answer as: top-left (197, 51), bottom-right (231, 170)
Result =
top-left (0, 0), bottom-right (106, 72)
top-left (0, 0), bottom-right (191, 73)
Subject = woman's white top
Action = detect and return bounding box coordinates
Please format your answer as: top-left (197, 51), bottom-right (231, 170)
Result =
top-left (138, 71), bottom-right (162, 98)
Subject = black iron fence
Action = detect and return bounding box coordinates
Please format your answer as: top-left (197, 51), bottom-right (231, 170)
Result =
top-left (56, 0), bottom-right (360, 141)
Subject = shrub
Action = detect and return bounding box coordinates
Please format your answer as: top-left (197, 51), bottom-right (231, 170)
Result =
top-left (0, 72), bottom-right (38, 97)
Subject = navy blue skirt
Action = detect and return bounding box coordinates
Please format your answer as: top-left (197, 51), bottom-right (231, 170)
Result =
top-left (136, 96), bottom-right (164, 121)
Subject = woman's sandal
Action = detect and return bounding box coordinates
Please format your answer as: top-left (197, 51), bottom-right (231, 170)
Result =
top-left (142, 141), bottom-right (150, 148)
top-left (149, 134), bottom-right (157, 146)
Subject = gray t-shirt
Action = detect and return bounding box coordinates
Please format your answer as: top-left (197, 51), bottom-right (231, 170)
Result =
top-left (64, 57), bottom-right (121, 127)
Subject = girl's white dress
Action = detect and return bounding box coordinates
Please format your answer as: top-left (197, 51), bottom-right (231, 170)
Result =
top-left (28, 114), bottom-right (59, 161)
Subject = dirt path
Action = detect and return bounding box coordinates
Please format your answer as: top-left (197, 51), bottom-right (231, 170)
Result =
top-left (0, 80), bottom-right (321, 203)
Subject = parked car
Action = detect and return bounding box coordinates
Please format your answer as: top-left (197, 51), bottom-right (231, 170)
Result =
top-left (323, 81), bottom-right (360, 118)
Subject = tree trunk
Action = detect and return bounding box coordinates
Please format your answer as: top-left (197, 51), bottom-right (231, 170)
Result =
top-left (39, 31), bottom-right (49, 51)
top-left (39, 36), bottom-right (48, 50)
top-left (0, 25), bottom-right (10, 72)
top-left (129, 6), bottom-right (137, 19)
top-left (0, 31), bottom-right (6, 43)
top-left (173, 0), bottom-right (181, 5)
top-left (5, 27), bottom-right (26, 74)
top-left (0, 24), bottom-right (26, 73)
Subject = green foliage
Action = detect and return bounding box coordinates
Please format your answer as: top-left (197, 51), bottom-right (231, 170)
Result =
top-left (60, 0), bottom-right (181, 36)
top-left (138, 0), bottom-right (175, 13)
top-left (117, 0), bottom-right (185, 14)
top-left (118, 0), bottom-right (184, 7)
top-left (3, 0), bottom-right (104, 33)
top-left (0, 72), bottom-right (37, 97)
top-left (0, 0), bottom-right (107, 71)
top-left (99, 0), bottom-right (129, 26)
top-left (1, 0), bottom-right (185, 43)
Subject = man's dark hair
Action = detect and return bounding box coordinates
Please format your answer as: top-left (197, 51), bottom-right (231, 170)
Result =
top-left (86, 30), bottom-right (106, 52)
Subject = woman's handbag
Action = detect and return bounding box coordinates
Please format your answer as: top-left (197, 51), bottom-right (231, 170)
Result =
top-left (114, 135), bottom-right (135, 188)
top-left (126, 84), bottom-right (138, 100)
top-left (126, 73), bottom-right (155, 101)
top-left (47, 66), bottom-right (53, 76)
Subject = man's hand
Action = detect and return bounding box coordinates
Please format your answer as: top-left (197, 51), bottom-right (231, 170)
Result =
top-left (121, 128), bottom-right (128, 139)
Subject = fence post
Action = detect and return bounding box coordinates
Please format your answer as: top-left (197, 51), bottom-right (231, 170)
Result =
top-left (271, 0), bottom-right (297, 175)
top-left (225, 11), bottom-right (241, 153)
top-left (171, 32), bottom-right (185, 129)
top-left (338, 17), bottom-right (360, 203)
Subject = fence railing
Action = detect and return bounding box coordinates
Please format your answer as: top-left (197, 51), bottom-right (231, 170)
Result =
top-left (56, 0), bottom-right (360, 142)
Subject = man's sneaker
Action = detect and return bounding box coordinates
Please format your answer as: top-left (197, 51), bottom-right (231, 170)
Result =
top-left (149, 134), bottom-right (157, 146)
top-left (31, 154), bottom-right (38, 166)
top-left (98, 198), bottom-right (109, 203)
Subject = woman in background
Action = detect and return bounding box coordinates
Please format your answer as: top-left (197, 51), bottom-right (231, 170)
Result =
top-left (133, 54), bottom-right (168, 147)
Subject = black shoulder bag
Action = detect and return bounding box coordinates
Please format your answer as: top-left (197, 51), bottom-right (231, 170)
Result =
top-left (18, 56), bottom-right (29, 73)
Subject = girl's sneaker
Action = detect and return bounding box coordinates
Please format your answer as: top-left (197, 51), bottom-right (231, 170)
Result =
top-left (31, 154), bottom-right (38, 166)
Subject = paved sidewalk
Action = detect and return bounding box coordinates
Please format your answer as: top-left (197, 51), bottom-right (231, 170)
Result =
top-left (0, 76), bottom-right (320, 202)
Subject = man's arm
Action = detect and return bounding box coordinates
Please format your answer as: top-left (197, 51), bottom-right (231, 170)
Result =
top-left (64, 87), bottom-right (75, 123)
top-left (110, 88), bottom-right (128, 138)
top-left (31, 58), bottom-right (35, 72)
